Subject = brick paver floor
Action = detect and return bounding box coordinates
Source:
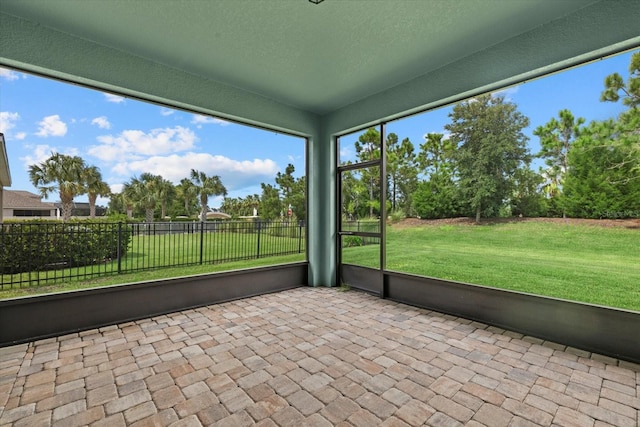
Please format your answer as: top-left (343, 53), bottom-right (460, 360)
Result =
top-left (1, 287), bottom-right (638, 426)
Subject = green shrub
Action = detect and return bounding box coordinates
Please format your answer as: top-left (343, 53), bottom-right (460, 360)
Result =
top-left (0, 220), bottom-right (131, 274)
top-left (388, 210), bottom-right (406, 223)
top-left (106, 213), bottom-right (135, 223)
top-left (263, 221), bottom-right (301, 238)
top-left (343, 235), bottom-right (363, 247)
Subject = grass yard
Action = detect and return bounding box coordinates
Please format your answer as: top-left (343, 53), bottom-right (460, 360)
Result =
top-left (344, 220), bottom-right (640, 311)
top-left (3, 219), bottom-right (638, 312)
top-left (0, 229), bottom-right (305, 299)
top-left (0, 253), bottom-right (306, 299)
top-left (123, 229), bottom-right (304, 269)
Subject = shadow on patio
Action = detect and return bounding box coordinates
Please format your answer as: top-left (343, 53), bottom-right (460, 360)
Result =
top-left (1, 287), bottom-right (638, 426)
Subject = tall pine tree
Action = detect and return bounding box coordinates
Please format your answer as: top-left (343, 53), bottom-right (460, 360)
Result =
top-left (445, 95), bottom-right (531, 223)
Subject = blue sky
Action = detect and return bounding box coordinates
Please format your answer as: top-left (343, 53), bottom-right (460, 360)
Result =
top-left (340, 49), bottom-right (636, 168)
top-left (1, 49), bottom-right (637, 208)
top-left (0, 73), bottom-right (305, 208)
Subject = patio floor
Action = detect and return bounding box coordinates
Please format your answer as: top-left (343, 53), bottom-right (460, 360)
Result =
top-left (0, 287), bottom-right (638, 427)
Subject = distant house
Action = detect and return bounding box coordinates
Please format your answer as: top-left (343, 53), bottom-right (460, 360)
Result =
top-left (206, 211), bottom-right (231, 220)
top-left (2, 190), bottom-right (58, 220)
top-left (54, 201), bottom-right (107, 218)
top-left (0, 133), bottom-right (11, 223)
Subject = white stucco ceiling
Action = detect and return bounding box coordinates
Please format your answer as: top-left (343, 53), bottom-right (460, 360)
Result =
top-left (1, 0), bottom-right (601, 114)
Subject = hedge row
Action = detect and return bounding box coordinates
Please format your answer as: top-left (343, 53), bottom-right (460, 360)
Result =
top-left (0, 221), bottom-right (132, 274)
top-left (207, 220), bottom-right (304, 238)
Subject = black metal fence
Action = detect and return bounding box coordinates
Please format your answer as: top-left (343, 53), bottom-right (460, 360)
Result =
top-left (341, 220), bottom-right (380, 246)
top-left (0, 220), bottom-right (305, 290)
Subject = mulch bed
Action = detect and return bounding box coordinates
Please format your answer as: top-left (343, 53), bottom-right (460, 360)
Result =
top-left (391, 216), bottom-right (640, 230)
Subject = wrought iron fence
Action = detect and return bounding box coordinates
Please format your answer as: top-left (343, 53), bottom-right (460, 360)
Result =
top-left (0, 220), bottom-right (305, 290)
top-left (341, 220), bottom-right (381, 246)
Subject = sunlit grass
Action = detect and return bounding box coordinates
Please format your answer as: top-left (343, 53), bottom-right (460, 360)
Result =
top-left (1, 229), bottom-right (304, 295)
top-left (4, 221), bottom-right (639, 312)
top-left (346, 221), bottom-right (640, 311)
top-left (0, 253), bottom-right (306, 299)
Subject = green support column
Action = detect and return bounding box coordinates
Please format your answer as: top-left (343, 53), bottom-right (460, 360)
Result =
top-left (307, 129), bottom-right (336, 287)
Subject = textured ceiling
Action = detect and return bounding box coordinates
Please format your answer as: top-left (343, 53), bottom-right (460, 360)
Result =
top-left (0, 0), bottom-right (598, 114)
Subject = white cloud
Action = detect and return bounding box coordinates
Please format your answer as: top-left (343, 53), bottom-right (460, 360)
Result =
top-left (96, 196), bottom-right (111, 206)
top-left (36, 115), bottom-right (67, 137)
top-left (91, 116), bottom-right (111, 129)
top-left (191, 114), bottom-right (229, 127)
top-left (160, 108), bottom-right (175, 116)
top-left (21, 145), bottom-right (54, 167)
top-left (104, 93), bottom-right (125, 103)
top-left (111, 152), bottom-right (278, 191)
top-left (0, 111), bottom-right (20, 133)
top-left (20, 144), bottom-right (78, 168)
top-left (286, 155), bottom-right (304, 167)
top-left (423, 131), bottom-right (451, 141)
top-left (15, 132), bottom-right (27, 140)
top-left (109, 183), bottom-right (124, 194)
top-left (493, 85), bottom-right (520, 101)
top-left (0, 67), bottom-right (22, 81)
top-left (339, 146), bottom-right (352, 159)
top-left (88, 126), bottom-right (197, 161)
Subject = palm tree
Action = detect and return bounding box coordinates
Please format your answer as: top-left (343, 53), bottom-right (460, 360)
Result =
top-left (220, 197), bottom-right (240, 217)
top-left (244, 194), bottom-right (260, 216)
top-left (176, 178), bottom-right (197, 217)
top-left (124, 173), bottom-right (162, 223)
top-left (157, 178), bottom-right (175, 220)
top-left (121, 183), bottom-right (137, 219)
top-left (190, 169), bottom-right (227, 222)
top-left (28, 153), bottom-right (87, 221)
top-left (119, 191), bottom-right (134, 218)
top-left (82, 165), bottom-right (111, 219)
top-left (107, 191), bottom-right (133, 218)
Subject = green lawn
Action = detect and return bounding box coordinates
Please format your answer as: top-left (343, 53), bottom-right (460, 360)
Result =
top-left (344, 221), bottom-right (640, 311)
top-left (122, 229), bottom-right (304, 270)
top-left (0, 253), bottom-right (306, 299)
top-left (3, 221), bottom-right (639, 312)
top-left (0, 230), bottom-right (305, 299)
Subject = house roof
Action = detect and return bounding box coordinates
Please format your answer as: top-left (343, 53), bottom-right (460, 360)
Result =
top-left (1, 1), bottom-right (638, 135)
top-left (207, 212), bottom-right (231, 220)
top-left (0, 134), bottom-right (10, 187)
top-left (3, 190), bottom-right (56, 210)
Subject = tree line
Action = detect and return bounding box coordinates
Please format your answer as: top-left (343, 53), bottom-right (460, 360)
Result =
top-left (28, 150), bottom-right (305, 223)
top-left (27, 53), bottom-right (637, 223)
top-left (220, 164), bottom-right (306, 222)
top-left (108, 169), bottom-right (227, 223)
top-left (28, 154), bottom-right (230, 223)
top-left (342, 52), bottom-right (640, 223)
top-left (29, 154), bottom-right (111, 221)
top-left (109, 163), bottom-right (306, 222)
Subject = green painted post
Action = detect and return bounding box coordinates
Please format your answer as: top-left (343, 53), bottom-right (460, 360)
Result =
top-left (307, 131), bottom-right (336, 287)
